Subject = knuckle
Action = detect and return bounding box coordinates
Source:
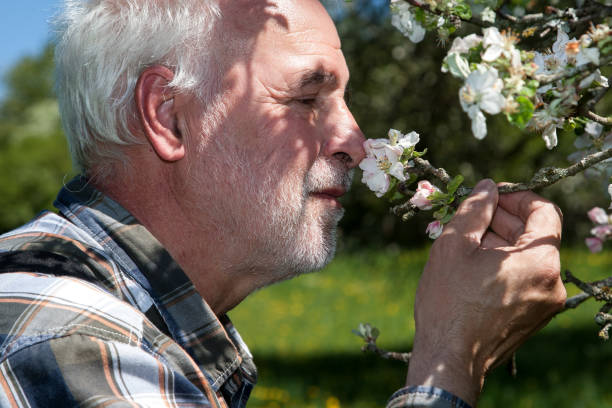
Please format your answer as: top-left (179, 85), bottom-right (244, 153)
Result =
top-left (533, 260), bottom-right (561, 291)
top-left (553, 285), bottom-right (568, 311)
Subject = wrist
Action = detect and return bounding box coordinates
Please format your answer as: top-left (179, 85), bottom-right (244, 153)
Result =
top-left (406, 339), bottom-right (484, 407)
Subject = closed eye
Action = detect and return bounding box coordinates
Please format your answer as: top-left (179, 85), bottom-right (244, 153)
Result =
top-left (296, 97), bottom-right (317, 106)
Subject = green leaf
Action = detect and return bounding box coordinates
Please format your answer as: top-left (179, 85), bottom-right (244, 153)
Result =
top-left (433, 206), bottom-right (448, 220)
top-left (452, 3), bottom-right (472, 19)
top-left (429, 191), bottom-right (449, 204)
top-left (447, 175), bottom-right (464, 195)
top-left (390, 190), bottom-right (405, 202)
top-left (413, 7), bottom-right (427, 24)
top-left (507, 95), bottom-right (534, 129)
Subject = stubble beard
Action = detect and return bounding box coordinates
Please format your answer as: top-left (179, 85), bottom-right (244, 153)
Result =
top-left (251, 157), bottom-right (354, 286)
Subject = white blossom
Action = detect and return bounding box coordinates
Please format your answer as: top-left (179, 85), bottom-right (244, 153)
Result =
top-left (390, 0), bottom-right (426, 43)
top-left (481, 7), bottom-right (496, 23)
top-left (359, 130), bottom-right (420, 197)
top-left (529, 109), bottom-right (564, 149)
top-left (449, 33), bottom-right (482, 54)
top-left (459, 65), bottom-right (506, 140)
top-left (443, 53), bottom-right (471, 79)
top-left (533, 29), bottom-right (570, 76)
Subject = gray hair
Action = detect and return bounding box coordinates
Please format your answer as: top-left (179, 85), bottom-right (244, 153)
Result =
top-left (54, 0), bottom-right (222, 175)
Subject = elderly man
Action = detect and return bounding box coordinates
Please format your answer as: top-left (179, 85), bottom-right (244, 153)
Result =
top-left (0, 0), bottom-right (565, 407)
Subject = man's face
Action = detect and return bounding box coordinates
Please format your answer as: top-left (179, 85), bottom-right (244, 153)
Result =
top-left (181, 0), bottom-right (365, 286)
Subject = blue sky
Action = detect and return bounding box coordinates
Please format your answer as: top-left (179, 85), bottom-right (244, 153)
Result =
top-left (0, 0), bottom-right (62, 97)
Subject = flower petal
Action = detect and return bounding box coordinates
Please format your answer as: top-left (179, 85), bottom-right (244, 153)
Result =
top-left (389, 162), bottom-right (406, 181)
top-left (471, 109), bottom-right (487, 140)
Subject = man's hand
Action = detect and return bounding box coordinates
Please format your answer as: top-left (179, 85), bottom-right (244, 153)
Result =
top-left (406, 179), bottom-right (566, 406)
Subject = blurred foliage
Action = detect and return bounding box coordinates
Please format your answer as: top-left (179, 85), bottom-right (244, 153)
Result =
top-left (334, 1), bottom-right (612, 248)
top-left (0, 6), bottom-right (610, 246)
top-left (0, 44), bottom-right (73, 232)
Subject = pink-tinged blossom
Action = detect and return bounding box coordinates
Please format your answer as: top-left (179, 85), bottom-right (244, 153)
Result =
top-left (426, 220), bottom-right (444, 239)
top-left (410, 180), bottom-right (440, 210)
top-left (586, 237), bottom-right (603, 253)
top-left (359, 130), bottom-right (420, 198)
top-left (588, 207), bottom-right (609, 225)
top-left (591, 225), bottom-right (612, 240)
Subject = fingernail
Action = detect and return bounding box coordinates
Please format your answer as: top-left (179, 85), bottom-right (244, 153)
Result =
top-left (472, 179), bottom-right (495, 194)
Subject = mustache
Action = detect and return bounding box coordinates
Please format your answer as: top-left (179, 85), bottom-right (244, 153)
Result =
top-left (305, 157), bottom-right (354, 194)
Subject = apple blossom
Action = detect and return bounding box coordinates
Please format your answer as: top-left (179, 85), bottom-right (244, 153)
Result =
top-left (410, 180), bottom-right (440, 210)
top-left (591, 225), bottom-right (612, 240)
top-left (533, 29), bottom-right (570, 77)
top-left (459, 65), bottom-right (506, 140)
top-left (588, 207), bottom-right (609, 225)
top-left (586, 237), bottom-right (604, 253)
top-left (448, 33), bottom-right (482, 55)
top-left (359, 129), bottom-right (421, 197)
top-left (585, 206), bottom-right (611, 252)
top-left (480, 7), bottom-right (495, 23)
top-left (390, 0), bottom-right (425, 43)
top-left (426, 220), bottom-right (444, 239)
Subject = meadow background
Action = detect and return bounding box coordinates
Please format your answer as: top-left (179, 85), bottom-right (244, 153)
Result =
top-left (0, 0), bottom-right (610, 406)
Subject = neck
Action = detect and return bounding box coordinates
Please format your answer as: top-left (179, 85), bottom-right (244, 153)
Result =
top-left (91, 160), bottom-right (261, 315)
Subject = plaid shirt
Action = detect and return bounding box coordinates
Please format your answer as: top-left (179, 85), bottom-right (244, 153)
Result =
top-left (0, 176), bottom-right (469, 408)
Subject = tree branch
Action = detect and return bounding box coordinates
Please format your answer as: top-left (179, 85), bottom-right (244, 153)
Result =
top-left (494, 147), bottom-right (612, 194)
top-left (392, 147), bottom-right (612, 218)
top-left (535, 55), bottom-right (612, 85)
top-left (587, 111), bottom-right (612, 126)
top-left (563, 270), bottom-right (612, 303)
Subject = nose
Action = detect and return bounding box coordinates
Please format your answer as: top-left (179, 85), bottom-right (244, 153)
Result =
top-left (321, 100), bottom-right (366, 169)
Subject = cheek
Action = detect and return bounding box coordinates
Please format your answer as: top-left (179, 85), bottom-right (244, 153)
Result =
top-left (255, 108), bottom-right (322, 173)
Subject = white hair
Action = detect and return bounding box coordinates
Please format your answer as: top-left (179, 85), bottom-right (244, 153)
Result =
top-left (54, 0), bottom-right (222, 175)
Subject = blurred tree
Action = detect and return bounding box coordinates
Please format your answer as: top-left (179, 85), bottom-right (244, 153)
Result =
top-left (334, 3), bottom-right (610, 248)
top-left (0, 44), bottom-right (73, 233)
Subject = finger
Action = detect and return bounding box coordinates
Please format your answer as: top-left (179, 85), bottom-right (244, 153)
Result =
top-left (443, 179), bottom-right (498, 247)
top-left (497, 190), bottom-right (562, 245)
top-left (481, 230), bottom-right (510, 249)
top-left (490, 205), bottom-right (525, 245)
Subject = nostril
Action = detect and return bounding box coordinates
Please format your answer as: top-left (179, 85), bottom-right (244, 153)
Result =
top-left (333, 152), bottom-right (352, 166)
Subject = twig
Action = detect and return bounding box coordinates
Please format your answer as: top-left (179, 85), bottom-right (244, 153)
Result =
top-left (595, 309), bottom-right (612, 340)
top-left (563, 270), bottom-right (612, 303)
top-left (536, 55), bottom-right (612, 85)
top-left (392, 147), bottom-right (612, 218)
top-left (493, 147), bottom-right (612, 194)
top-left (587, 111), bottom-right (612, 126)
top-left (361, 342), bottom-right (412, 364)
top-left (564, 291), bottom-right (592, 309)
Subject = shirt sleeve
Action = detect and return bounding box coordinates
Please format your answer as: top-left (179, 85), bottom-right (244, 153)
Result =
top-left (0, 334), bottom-right (213, 407)
top-left (387, 386), bottom-right (473, 408)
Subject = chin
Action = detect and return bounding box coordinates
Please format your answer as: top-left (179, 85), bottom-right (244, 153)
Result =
top-left (265, 206), bottom-right (343, 286)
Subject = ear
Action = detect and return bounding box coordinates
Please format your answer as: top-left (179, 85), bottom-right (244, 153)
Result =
top-left (135, 65), bottom-right (185, 162)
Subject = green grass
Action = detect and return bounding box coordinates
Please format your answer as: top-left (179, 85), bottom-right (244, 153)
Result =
top-left (229, 247), bottom-right (612, 407)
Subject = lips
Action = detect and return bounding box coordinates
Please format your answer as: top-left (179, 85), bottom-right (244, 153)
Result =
top-left (310, 187), bottom-right (346, 208)
top-left (316, 187), bottom-right (346, 198)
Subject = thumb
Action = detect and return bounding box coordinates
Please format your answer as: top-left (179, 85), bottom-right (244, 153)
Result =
top-left (443, 179), bottom-right (498, 247)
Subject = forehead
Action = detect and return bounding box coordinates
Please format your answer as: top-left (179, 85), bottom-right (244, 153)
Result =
top-left (224, 0), bottom-right (347, 85)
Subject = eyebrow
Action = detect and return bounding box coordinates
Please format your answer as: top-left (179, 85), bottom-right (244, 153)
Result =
top-left (297, 69), bottom-right (338, 89)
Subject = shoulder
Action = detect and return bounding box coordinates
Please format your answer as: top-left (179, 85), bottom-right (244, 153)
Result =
top-left (0, 303), bottom-right (212, 407)
top-left (0, 272), bottom-right (146, 360)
